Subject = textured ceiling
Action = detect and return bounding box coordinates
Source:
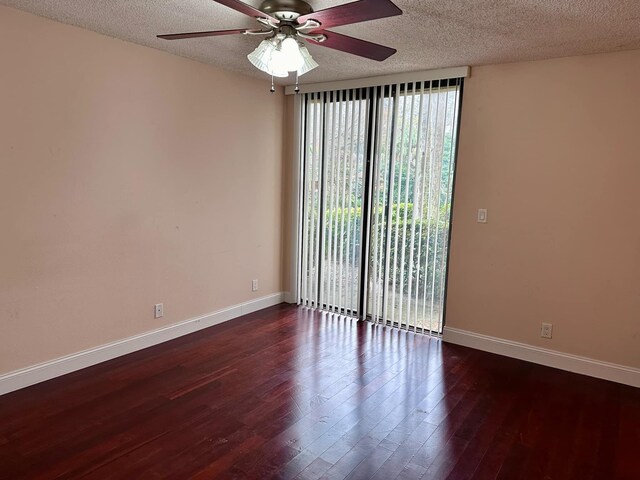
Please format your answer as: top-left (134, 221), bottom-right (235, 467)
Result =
top-left (3, 0), bottom-right (640, 85)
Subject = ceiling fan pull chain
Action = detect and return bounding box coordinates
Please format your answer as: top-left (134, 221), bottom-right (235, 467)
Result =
top-left (295, 72), bottom-right (300, 94)
top-left (270, 75), bottom-right (276, 93)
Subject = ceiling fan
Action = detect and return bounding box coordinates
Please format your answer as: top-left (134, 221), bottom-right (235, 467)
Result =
top-left (157, 0), bottom-right (402, 91)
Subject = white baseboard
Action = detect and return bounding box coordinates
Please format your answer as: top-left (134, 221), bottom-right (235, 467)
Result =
top-left (0, 293), bottom-right (286, 396)
top-left (443, 327), bottom-right (640, 388)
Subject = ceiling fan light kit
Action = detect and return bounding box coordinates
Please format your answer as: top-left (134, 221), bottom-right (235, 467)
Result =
top-left (248, 35), bottom-right (308, 76)
top-left (158, 0), bottom-right (402, 92)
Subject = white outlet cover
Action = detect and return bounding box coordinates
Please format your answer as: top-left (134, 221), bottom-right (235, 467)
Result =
top-left (477, 209), bottom-right (488, 223)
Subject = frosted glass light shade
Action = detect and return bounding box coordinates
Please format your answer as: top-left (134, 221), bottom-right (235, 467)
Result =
top-left (280, 37), bottom-right (304, 72)
top-left (247, 39), bottom-right (287, 77)
top-left (247, 39), bottom-right (273, 72)
top-left (269, 47), bottom-right (288, 75)
top-left (298, 45), bottom-right (318, 76)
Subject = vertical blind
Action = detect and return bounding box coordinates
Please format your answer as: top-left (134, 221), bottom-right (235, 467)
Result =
top-left (299, 89), bottom-right (369, 315)
top-left (299, 78), bottom-right (462, 334)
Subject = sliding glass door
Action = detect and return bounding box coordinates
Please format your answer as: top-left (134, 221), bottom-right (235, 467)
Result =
top-left (298, 78), bottom-right (463, 334)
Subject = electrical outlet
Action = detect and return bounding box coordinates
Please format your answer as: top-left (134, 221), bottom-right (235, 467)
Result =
top-left (477, 208), bottom-right (488, 223)
top-left (252, 279), bottom-right (259, 292)
top-left (541, 322), bottom-right (553, 339)
top-left (154, 303), bottom-right (164, 319)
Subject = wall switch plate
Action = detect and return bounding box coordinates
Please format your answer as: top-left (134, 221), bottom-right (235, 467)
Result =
top-left (541, 322), bottom-right (553, 339)
top-left (252, 279), bottom-right (258, 292)
top-left (154, 303), bottom-right (164, 319)
top-left (477, 209), bottom-right (488, 223)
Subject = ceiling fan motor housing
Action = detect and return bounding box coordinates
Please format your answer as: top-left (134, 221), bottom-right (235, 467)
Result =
top-left (259, 0), bottom-right (313, 21)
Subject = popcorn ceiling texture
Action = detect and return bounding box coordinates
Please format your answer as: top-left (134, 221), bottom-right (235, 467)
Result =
top-left (2, 0), bottom-right (640, 84)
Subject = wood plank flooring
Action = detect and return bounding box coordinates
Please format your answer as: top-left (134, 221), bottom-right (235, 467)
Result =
top-left (0, 304), bottom-right (638, 479)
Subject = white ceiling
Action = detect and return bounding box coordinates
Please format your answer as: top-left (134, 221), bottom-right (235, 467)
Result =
top-left (3, 0), bottom-right (640, 85)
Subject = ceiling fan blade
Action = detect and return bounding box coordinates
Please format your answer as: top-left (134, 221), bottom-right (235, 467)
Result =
top-left (310, 30), bottom-right (396, 61)
top-left (298, 0), bottom-right (401, 29)
top-left (213, 0), bottom-right (279, 22)
top-left (157, 28), bottom-right (249, 40)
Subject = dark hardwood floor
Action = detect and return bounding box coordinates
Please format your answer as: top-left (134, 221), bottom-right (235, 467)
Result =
top-left (1, 304), bottom-right (638, 479)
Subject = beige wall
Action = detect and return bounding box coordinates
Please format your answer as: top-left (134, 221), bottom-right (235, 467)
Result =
top-left (0, 7), bottom-right (285, 374)
top-left (447, 49), bottom-right (640, 368)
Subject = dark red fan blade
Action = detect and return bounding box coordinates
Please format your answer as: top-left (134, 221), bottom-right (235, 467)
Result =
top-left (310, 30), bottom-right (396, 61)
top-left (213, 0), bottom-right (279, 22)
top-left (157, 28), bottom-right (248, 40)
top-left (298, 0), bottom-right (401, 29)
